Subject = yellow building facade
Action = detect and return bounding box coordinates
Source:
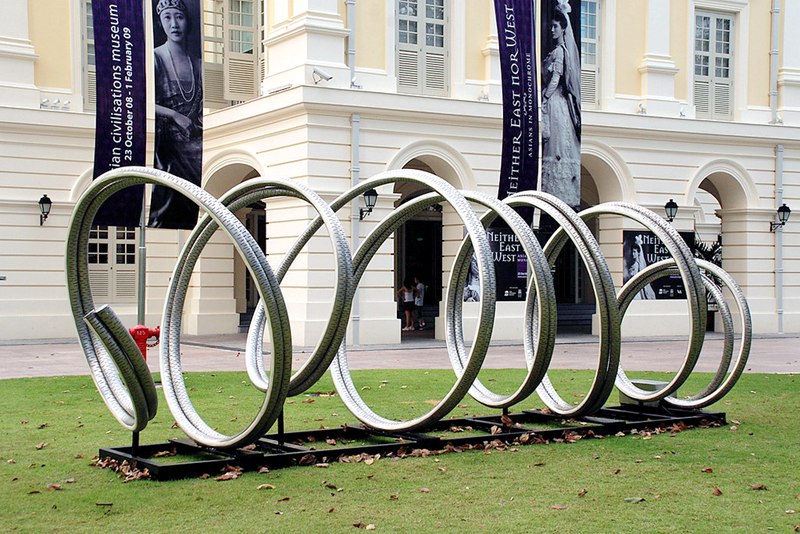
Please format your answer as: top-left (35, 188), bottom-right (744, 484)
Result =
top-left (0, 0), bottom-right (797, 343)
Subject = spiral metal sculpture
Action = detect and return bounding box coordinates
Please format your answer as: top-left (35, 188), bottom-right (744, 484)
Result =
top-left (66, 167), bottom-right (751, 449)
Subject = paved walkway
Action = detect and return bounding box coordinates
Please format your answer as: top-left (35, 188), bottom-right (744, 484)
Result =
top-left (1, 331), bottom-right (797, 379)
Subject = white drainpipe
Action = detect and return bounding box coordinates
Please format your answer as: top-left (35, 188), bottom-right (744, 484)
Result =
top-left (770, 0), bottom-right (780, 124)
top-left (346, 0), bottom-right (357, 87)
top-left (775, 144), bottom-right (785, 334)
top-left (351, 113), bottom-right (362, 344)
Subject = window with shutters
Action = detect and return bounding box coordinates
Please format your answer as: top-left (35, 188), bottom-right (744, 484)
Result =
top-left (203, 0), bottom-right (260, 107)
top-left (82, 0), bottom-right (96, 110)
top-left (224, 0), bottom-right (260, 101)
top-left (694, 11), bottom-right (733, 120)
top-left (88, 226), bottom-right (138, 303)
top-left (580, 0), bottom-right (599, 107)
top-left (397, 0), bottom-right (449, 96)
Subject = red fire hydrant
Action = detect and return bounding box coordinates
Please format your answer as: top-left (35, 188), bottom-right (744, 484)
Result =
top-left (129, 325), bottom-right (160, 360)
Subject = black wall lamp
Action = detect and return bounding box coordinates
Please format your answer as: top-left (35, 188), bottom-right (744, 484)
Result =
top-left (770, 203), bottom-right (791, 232)
top-left (664, 198), bottom-right (678, 222)
top-left (38, 194), bottom-right (52, 225)
top-left (359, 189), bottom-right (378, 220)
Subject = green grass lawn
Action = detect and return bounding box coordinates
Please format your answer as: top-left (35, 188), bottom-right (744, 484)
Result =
top-left (0, 369), bottom-right (797, 533)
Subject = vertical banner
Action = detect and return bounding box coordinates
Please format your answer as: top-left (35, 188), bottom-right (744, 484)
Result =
top-left (91, 0), bottom-right (147, 227)
top-left (622, 231), bottom-right (696, 300)
top-left (149, 0), bottom-right (204, 229)
top-left (489, 0), bottom-right (539, 302)
top-left (539, 0), bottom-right (581, 208)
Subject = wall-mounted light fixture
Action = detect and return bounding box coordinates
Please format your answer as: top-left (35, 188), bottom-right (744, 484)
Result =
top-left (359, 188), bottom-right (378, 220)
top-left (664, 198), bottom-right (678, 223)
top-left (770, 203), bottom-right (791, 232)
top-left (39, 194), bottom-right (52, 225)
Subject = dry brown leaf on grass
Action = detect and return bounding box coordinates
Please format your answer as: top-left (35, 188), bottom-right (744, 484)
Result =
top-left (701, 467), bottom-right (713, 473)
top-left (551, 505), bottom-right (568, 510)
top-left (46, 484), bottom-right (62, 491)
top-left (419, 487), bottom-right (430, 493)
top-left (501, 414), bottom-right (514, 427)
top-left (712, 485), bottom-right (723, 496)
top-left (35, 442), bottom-right (48, 450)
top-left (257, 484), bottom-right (275, 490)
top-left (749, 484), bottom-right (768, 490)
top-left (578, 488), bottom-right (588, 497)
top-left (215, 472), bottom-right (239, 481)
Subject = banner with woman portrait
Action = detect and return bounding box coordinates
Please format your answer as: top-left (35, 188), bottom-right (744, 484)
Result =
top-left (622, 231), bottom-right (696, 300)
top-left (490, 0), bottom-right (538, 302)
top-left (91, 0), bottom-right (147, 227)
top-left (149, 0), bottom-right (204, 229)
top-left (539, 0), bottom-right (581, 209)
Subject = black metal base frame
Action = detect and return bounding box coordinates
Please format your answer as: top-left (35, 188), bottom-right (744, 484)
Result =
top-left (99, 405), bottom-right (726, 481)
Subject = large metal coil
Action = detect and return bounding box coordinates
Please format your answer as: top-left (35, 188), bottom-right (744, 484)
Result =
top-left (66, 167), bottom-right (752, 449)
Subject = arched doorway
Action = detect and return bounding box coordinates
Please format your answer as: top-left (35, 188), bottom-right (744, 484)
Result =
top-left (394, 159), bottom-right (443, 339)
top-left (204, 164), bottom-right (263, 331)
top-left (547, 165), bottom-right (600, 333)
top-left (689, 163), bottom-right (755, 332)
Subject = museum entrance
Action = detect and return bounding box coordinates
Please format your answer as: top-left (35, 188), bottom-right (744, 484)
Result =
top-left (395, 209), bottom-right (442, 339)
top-left (241, 201), bottom-right (266, 330)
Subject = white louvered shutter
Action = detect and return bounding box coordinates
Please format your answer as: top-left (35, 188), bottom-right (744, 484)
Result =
top-left (397, 0), bottom-right (448, 96)
top-left (224, 0), bottom-right (259, 102)
top-left (693, 12), bottom-right (733, 120)
top-left (580, 0), bottom-right (599, 107)
top-left (203, 2), bottom-right (227, 107)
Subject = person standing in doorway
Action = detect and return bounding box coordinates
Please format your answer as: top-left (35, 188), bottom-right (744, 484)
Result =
top-left (413, 276), bottom-right (426, 330)
top-left (396, 278), bottom-right (416, 332)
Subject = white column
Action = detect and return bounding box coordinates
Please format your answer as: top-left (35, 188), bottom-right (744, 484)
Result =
top-left (481, 14), bottom-right (500, 101)
top-left (263, 0), bottom-right (349, 89)
top-left (718, 208), bottom-right (782, 334)
top-left (778, 1), bottom-right (800, 125)
top-left (637, 0), bottom-right (680, 116)
top-left (0, 0), bottom-right (39, 107)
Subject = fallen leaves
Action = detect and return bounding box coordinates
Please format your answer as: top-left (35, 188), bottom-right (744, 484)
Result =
top-left (215, 465), bottom-right (243, 481)
top-left (701, 467), bottom-right (713, 473)
top-left (256, 484), bottom-right (275, 490)
top-left (712, 485), bottom-right (723, 496)
top-left (353, 522), bottom-right (376, 530)
top-left (749, 484), bottom-right (768, 491)
top-left (92, 457), bottom-right (151, 483)
top-left (35, 443), bottom-right (48, 450)
top-left (624, 497), bottom-right (645, 504)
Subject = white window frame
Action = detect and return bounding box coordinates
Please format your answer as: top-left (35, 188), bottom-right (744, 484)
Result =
top-left (223, 0), bottom-right (260, 102)
top-left (81, 0), bottom-right (96, 111)
top-left (88, 225), bottom-right (138, 304)
top-left (693, 10), bottom-right (734, 120)
top-left (396, 0), bottom-right (450, 96)
top-left (581, 0), bottom-right (600, 108)
top-left (689, 0), bottom-right (749, 121)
